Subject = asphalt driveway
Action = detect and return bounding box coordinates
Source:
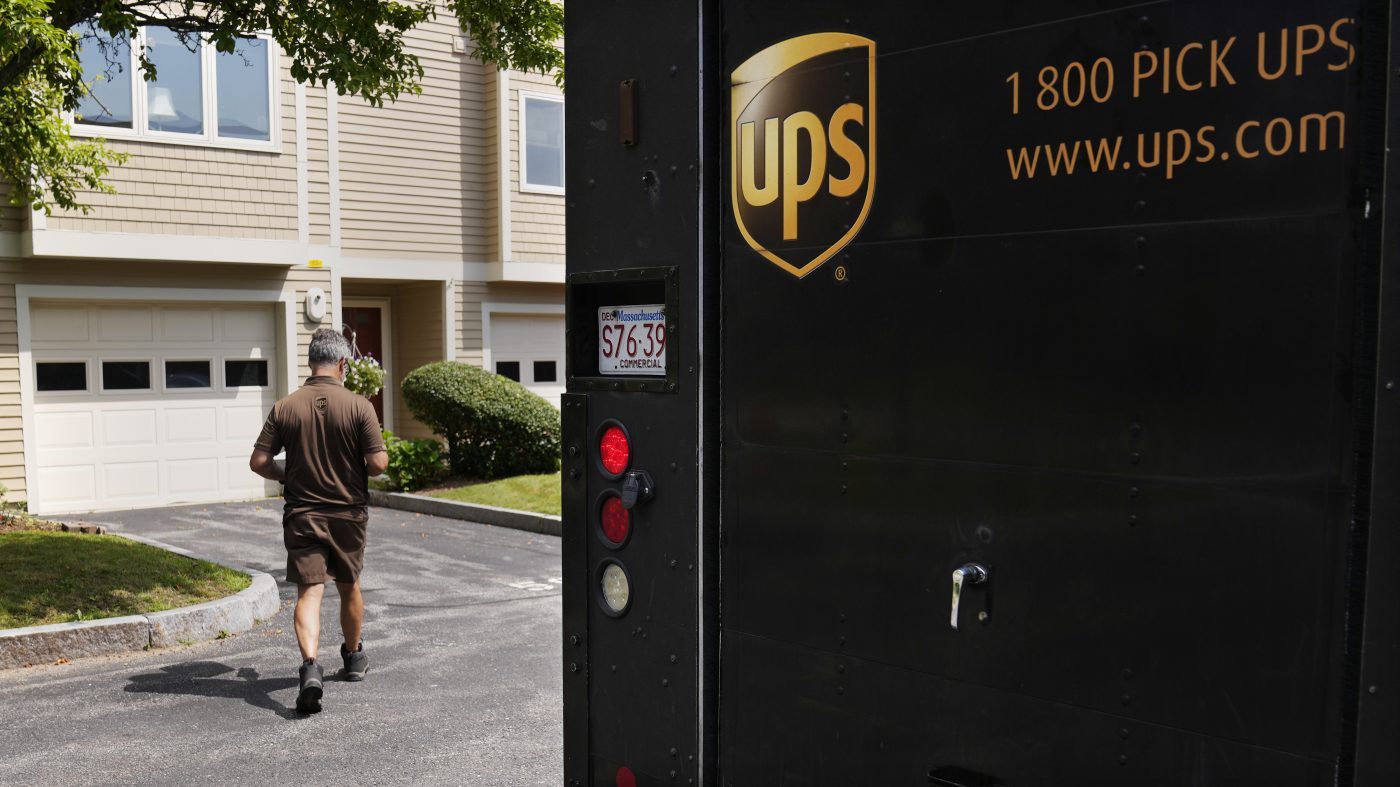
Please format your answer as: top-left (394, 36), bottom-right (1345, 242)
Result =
top-left (0, 500), bottom-right (562, 786)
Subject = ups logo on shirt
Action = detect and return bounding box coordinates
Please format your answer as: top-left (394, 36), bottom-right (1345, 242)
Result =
top-left (731, 32), bottom-right (876, 279)
top-left (315, 396), bottom-right (328, 414)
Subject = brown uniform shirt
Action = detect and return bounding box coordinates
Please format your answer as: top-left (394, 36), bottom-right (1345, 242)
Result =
top-left (254, 376), bottom-right (385, 518)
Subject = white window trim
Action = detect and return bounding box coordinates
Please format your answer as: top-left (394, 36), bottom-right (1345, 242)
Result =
top-left (517, 90), bottom-right (565, 195)
top-left (70, 27), bottom-right (281, 153)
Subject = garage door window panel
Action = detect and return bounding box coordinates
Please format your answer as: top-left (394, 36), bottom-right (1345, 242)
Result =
top-left (101, 360), bottom-right (153, 392)
top-left (36, 361), bottom-right (90, 394)
top-left (496, 360), bottom-right (522, 382)
top-left (225, 359), bottom-right (269, 389)
top-left (164, 359), bottom-right (213, 390)
top-left (533, 360), bottom-right (557, 383)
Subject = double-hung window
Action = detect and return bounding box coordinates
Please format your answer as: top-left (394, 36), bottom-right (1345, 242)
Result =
top-left (520, 92), bottom-right (565, 194)
top-left (72, 22), bottom-right (278, 150)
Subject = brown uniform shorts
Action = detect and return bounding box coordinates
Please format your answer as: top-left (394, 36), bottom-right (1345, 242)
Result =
top-left (283, 510), bottom-right (368, 585)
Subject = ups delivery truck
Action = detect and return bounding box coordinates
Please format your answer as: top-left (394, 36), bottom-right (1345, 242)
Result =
top-left (560, 1), bottom-right (1400, 784)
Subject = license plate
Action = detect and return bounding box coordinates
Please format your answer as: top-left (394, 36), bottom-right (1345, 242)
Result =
top-left (598, 304), bottom-right (667, 376)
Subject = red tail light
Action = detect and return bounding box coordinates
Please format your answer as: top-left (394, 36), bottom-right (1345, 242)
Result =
top-left (599, 423), bottom-right (631, 476)
top-left (600, 494), bottom-right (632, 546)
top-left (615, 766), bottom-right (637, 787)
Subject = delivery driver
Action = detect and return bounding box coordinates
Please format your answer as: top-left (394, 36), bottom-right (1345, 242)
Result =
top-left (249, 328), bottom-right (388, 714)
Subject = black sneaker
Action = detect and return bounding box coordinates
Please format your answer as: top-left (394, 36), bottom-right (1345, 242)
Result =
top-left (297, 661), bottom-right (324, 714)
top-left (341, 642), bottom-right (368, 682)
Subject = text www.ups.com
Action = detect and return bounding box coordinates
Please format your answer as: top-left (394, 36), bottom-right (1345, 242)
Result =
top-left (1006, 111), bottom-right (1346, 181)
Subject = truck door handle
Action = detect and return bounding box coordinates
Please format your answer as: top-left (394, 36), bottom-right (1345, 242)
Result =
top-left (950, 563), bottom-right (988, 630)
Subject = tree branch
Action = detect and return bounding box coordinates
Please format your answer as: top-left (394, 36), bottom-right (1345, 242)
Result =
top-left (0, 45), bottom-right (42, 92)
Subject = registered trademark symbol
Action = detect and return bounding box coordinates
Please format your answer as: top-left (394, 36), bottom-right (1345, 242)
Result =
top-left (834, 265), bottom-right (848, 282)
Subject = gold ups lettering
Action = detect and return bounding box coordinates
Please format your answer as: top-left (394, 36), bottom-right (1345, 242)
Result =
top-left (731, 33), bottom-right (876, 278)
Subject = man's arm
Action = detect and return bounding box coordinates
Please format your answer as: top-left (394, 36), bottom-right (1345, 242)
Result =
top-left (249, 449), bottom-right (285, 482)
top-left (357, 398), bottom-right (389, 477)
top-left (365, 450), bottom-right (389, 477)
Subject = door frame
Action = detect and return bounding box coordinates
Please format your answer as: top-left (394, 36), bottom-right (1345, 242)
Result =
top-left (342, 297), bottom-right (394, 432)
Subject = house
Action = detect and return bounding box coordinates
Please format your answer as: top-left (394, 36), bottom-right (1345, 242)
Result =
top-left (0, 12), bottom-right (565, 515)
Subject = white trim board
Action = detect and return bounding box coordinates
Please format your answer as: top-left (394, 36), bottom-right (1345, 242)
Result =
top-left (295, 80), bottom-right (310, 244)
top-left (336, 256), bottom-right (470, 281)
top-left (443, 279), bottom-right (458, 362)
top-left (479, 301), bottom-right (566, 373)
top-left (492, 260), bottom-right (564, 284)
top-left (16, 284), bottom-right (297, 513)
top-left (327, 82), bottom-right (342, 248)
top-left (24, 230), bottom-right (305, 266)
top-left (497, 68), bottom-right (512, 263)
top-left (336, 257), bottom-right (564, 285)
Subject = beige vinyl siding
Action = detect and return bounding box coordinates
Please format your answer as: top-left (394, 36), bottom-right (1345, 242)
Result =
top-left (391, 282), bottom-right (446, 438)
top-left (0, 184), bottom-right (23, 232)
top-left (508, 71), bottom-right (565, 264)
top-left (45, 58), bottom-right (300, 240)
top-left (338, 10), bottom-right (495, 261)
top-left (290, 266), bottom-right (333, 385)
top-left (455, 281), bottom-right (562, 365)
top-left (0, 260), bottom-right (328, 502)
top-left (306, 87), bottom-right (332, 246)
top-left (0, 259), bottom-right (20, 498)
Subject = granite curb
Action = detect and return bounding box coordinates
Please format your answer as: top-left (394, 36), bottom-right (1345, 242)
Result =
top-left (0, 532), bottom-right (281, 670)
top-left (369, 489), bottom-right (561, 537)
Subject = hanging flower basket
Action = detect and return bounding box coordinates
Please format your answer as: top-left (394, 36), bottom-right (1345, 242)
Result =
top-left (345, 354), bottom-right (385, 398)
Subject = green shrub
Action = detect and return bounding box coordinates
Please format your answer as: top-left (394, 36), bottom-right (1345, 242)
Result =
top-left (401, 361), bottom-right (561, 479)
top-left (381, 430), bottom-right (446, 492)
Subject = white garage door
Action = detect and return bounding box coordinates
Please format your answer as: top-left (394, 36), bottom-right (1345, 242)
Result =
top-left (489, 313), bottom-right (565, 408)
top-left (30, 303), bottom-right (278, 514)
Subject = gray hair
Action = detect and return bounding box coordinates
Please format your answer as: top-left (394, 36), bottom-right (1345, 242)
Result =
top-left (309, 328), bottom-right (351, 368)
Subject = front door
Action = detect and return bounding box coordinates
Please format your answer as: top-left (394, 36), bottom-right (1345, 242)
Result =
top-left (342, 306), bottom-right (384, 425)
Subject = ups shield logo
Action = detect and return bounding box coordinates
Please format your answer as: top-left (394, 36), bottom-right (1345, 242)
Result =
top-left (731, 33), bottom-right (875, 278)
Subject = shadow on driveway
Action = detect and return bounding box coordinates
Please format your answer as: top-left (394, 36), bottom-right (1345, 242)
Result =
top-left (125, 661), bottom-right (303, 720)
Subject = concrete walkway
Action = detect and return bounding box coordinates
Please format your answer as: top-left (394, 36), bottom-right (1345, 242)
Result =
top-left (0, 500), bottom-right (562, 786)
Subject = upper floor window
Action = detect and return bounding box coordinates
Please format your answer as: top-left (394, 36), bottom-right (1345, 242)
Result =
top-left (72, 23), bottom-right (278, 151)
top-left (520, 92), bottom-right (564, 193)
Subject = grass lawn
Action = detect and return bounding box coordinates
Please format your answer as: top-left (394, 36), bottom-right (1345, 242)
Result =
top-left (423, 472), bottom-right (562, 516)
top-left (0, 529), bottom-right (251, 629)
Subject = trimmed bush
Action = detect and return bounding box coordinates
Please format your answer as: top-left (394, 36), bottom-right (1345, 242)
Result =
top-left (401, 361), bottom-right (561, 479)
top-left (381, 430), bottom-right (446, 492)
